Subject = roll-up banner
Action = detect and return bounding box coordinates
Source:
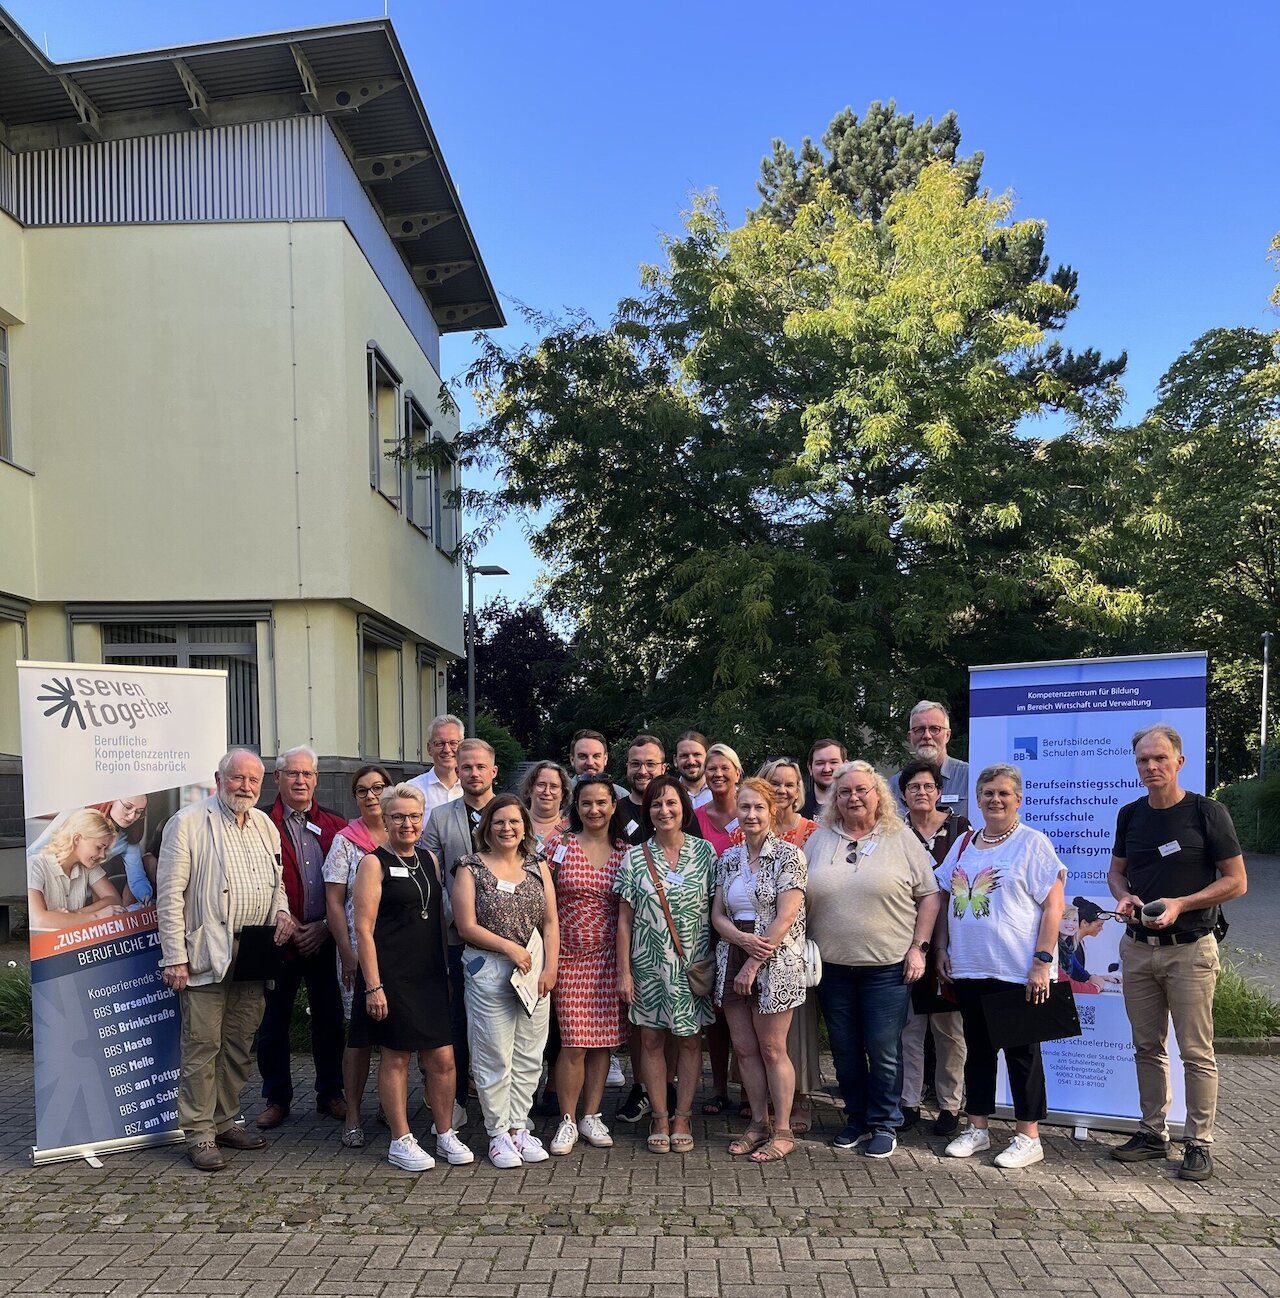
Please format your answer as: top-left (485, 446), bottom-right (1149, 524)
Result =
top-left (17, 661), bottom-right (228, 1165)
top-left (969, 652), bottom-right (1207, 1135)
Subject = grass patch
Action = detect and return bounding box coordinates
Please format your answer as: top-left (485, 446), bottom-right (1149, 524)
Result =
top-left (0, 962), bottom-right (32, 1038)
top-left (1213, 956), bottom-right (1280, 1038)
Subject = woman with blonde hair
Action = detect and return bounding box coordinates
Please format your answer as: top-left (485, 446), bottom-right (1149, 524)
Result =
top-left (805, 761), bottom-right (939, 1159)
top-left (693, 744), bottom-right (743, 856)
top-left (28, 796), bottom-right (150, 901)
top-left (26, 808), bottom-right (126, 931)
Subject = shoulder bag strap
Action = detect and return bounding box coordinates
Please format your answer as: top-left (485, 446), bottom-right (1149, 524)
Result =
top-left (955, 828), bottom-right (976, 862)
top-left (641, 843), bottom-right (687, 962)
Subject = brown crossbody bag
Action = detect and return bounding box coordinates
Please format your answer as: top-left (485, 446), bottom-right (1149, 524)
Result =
top-left (641, 844), bottom-right (716, 998)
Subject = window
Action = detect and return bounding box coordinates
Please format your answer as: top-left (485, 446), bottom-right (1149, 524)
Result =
top-left (404, 394), bottom-right (434, 539)
top-left (361, 642), bottom-right (380, 758)
top-left (434, 440), bottom-right (459, 555)
top-left (101, 620), bottom-right (259, 748)
top-left (360, 620), bottom-right (404, 760)
top-left (367, 345), bottom-right (402, 508)
top-left (417, 649), bottom-right (439, 762)
top-left (0, 325), bottom-right (11, 463)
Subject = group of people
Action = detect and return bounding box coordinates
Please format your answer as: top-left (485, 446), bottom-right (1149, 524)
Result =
top-left (150, 702), bottom-right (1246, 1184)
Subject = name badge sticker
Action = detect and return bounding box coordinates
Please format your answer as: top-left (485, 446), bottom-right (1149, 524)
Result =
top-left (1158, 840), bottom-right (1181, 857)
top-left (497, 879), bottom-right (518, 894)
top-left (389, 866), bottom-right (409, 878)
top-left (665, 870), bottom-right (683, 889)
top-left (553, 844), bottom-right (568, 864)
top-left (860, 840), bottom-right (879, 857)
top-left (939, 795), bottom-right (959, 806)
top-left (625, 820), bottom-right (639, 837)
top-left (305, 821), bottom-right (322, 835)
top-left (725, 818), bottom-right (740, 833)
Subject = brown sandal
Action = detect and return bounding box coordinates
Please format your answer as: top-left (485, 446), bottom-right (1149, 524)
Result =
top-left (647, 1112), bottom-right (671, 1154)
top-left (750, 1129), bottom-right (796, 1163)
top-left (729, 1121), bottom-right (772, 1157)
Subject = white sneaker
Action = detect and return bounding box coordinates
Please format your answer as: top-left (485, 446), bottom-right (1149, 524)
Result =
top-left (994, 1133), bottom-right (1044, 1169)
top-left (579, 1113), bottom-right (614, 1148)
top-left (945, 1126), bottom-right (991, 1159)
top-left (512, 1128), bottom-right (550, 1163)
top-left (550, 1116), bottom-right (578, 1155)
top-left (388, 1133), bottom-right (434, 1171)
top-left (606, 1055), bottom-right (626, 1087)
top-left (435, 1128), bottom-right (475, 1166)
top-left (488, 1132), bottom-right (522, 1169)
top-left (430, 1101), bottom-right (469, 1137)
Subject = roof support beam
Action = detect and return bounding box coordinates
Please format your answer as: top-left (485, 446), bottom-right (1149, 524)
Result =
top-left (172, 58), bottom-right (213, 127)
top-left (413, 260), bottom-right (475, 288)
top-left (386, 210), bottom-right (456, 240)
top-left (432, 302), bottom-right (490, 329)
top-left (355, 150), bottom-right (431, 184)
top-left (291, 43), bottom-right (403, 115)
top-left (57, 74), bottom-right (102, 142)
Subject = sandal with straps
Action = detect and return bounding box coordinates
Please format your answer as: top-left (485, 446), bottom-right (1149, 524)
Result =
top-left (647, 1112), bottom-right (671, 1154)
top-left (670, 1110), bottom-right (694, 1153)
top-left (751, 1129), bottom-right (797, 1163)
top-left (729, 1121), bottom-right (772, 1157)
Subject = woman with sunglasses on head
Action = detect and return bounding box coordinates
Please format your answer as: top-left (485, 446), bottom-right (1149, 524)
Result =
top-left (322, 763), bottom-right (393, 1148)
top-left (804, 761), bottom-right (939, 1160)
top-left (895, 760), bottom-right (970, 1138)
top-left (542, 775), bottom-right (630, 1155)
top-left (349, 783), bottom-right (469, 1172)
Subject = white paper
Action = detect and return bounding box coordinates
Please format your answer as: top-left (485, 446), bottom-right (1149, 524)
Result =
top-left (510, 928), bottom-right (545, 1017)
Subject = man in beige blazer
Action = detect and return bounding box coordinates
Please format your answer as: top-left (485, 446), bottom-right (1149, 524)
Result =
top-left (157, 748), bottom-right (295, 1171)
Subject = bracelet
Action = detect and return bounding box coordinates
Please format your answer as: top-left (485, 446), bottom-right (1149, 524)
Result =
top-left (365, 984), bottom-right (383, 996)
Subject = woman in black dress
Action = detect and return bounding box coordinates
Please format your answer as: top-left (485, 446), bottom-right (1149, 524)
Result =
top-left (350, 783), bottom-right (473, 1171)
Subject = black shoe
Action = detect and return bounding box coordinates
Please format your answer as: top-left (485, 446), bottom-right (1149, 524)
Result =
top-left (1111, 1131), bottom-right (1171, 1162)
top-left (933, 1109), bottom-right (960, 1138)
top-left (896, 1106), bottom-right (919, 1131)
top-left (616, 1083), bottom-right (650, 1124)
top-left (535, 1089), bottom-right (561, 1118)
top-left (1178, 1143), bottom-right (1213, 1181)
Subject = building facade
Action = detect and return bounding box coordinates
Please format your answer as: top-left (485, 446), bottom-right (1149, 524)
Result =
top-left (0, 10), bottom-right (503, 868)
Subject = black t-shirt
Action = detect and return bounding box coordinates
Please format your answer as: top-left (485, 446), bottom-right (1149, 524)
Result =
top-left (618, 796), bottom-right (647, 846)
top-left (1113, 793), bottom-right (1241, 935)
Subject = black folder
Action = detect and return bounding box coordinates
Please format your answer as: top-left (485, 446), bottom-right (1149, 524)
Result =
top-left (232, 925), bottom-right (286, 981)
top-left (981, 981), bottom-right (1081, 1050)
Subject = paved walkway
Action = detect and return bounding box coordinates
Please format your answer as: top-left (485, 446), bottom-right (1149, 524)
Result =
top-left (0, 1050), bottom-right (1277, 1297)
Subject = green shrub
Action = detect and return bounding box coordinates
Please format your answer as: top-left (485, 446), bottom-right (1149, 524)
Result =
top-left (1214, 773), bottom-right (1280, 852)
top-left (1213, 955), bottom-right (1280, 1038)
top-left (0, 962), bottom-right (32, 1038)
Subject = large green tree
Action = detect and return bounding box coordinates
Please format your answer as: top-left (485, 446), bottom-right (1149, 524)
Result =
top-left (463, 160), bottom-right (1128, 760)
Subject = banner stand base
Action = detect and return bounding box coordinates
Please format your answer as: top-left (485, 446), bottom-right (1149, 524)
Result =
top-left (1074, 1124), bottom-right (1089, 1141)
top-left (31, 1128), bottom-right (185, 1168)
top-left (995, 1105), bottom-right (1185, 1142)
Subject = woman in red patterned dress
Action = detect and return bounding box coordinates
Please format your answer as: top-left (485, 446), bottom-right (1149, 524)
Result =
top-left (545, 775), bottom-right (630, 1155)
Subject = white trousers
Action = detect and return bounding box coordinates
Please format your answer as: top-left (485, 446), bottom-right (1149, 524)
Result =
top-left (900, 1005), bottom-right (966, 1112)
top-left (462, 946), bottom-right (551, 1137)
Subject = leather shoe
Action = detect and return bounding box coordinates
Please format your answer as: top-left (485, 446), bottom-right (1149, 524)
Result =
top-left (256, 1103), bottom-right (289, 1130)
top-left (215, 1125), bottom-right (267, 1150)
top-left (316, 1096), bottom-right (347, 1121)
top-left (188, 1141), bottom-right (227, 1172)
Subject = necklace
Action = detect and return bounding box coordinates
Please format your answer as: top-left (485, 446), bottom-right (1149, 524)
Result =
top-left (979, 822), bottom-right (1019, 845)
top-left (398, 851), bottom-right (431, 920)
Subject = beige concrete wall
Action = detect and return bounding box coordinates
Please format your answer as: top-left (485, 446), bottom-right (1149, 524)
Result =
top-left (0, 209), bottom-right (35, 601)
top-left (0, 620), bottom-right (23, 753)
top-left (269, 600), bottom-right (359, 759)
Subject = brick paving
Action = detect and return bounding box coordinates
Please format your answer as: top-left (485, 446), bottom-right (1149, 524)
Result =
top-left (0, 1049), bottom-right (1276, 1296)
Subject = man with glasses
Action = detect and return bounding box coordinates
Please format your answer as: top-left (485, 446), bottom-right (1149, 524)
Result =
top-left (258, 745), bottom-right (349, 1129)
top-left (620, 735), bottom-right (667, 845)
top-left (890, 701), bottom-right (970, 821)
top-left (421, 737), bottom-right (500, 1119)
top-left (409, 713), bottom-right (466, 817)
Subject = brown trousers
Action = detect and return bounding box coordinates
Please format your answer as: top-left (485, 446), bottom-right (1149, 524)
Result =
top-left (178, 975), bottom-right (266, 1146)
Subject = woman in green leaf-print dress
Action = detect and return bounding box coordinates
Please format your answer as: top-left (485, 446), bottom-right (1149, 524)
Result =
top-left (615, 776), bottom-right (716, 1155)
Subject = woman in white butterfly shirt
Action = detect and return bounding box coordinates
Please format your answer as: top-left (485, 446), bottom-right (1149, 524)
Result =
top-left (934, 763), bottom-right (1066, 1170)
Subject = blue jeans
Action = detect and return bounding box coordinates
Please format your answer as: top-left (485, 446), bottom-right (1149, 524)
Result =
top-left (817, 961), bottom-right (912, 1135)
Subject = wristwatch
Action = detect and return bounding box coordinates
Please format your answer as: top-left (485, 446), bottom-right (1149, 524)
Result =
top-left (911, 940), bottom-right (931, 954)
top-left (1033, 950), bottom-right (1053, 964)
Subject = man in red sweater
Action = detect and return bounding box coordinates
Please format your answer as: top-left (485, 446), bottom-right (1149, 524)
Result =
top-left (256, 745), bottom-right (349, 1128)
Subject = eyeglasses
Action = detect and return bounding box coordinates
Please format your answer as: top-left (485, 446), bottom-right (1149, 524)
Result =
top-left (845, 844), bottom-right (859, 865)
top-left (387, 812), bottom-right (424, 825)
top-left (903, 782), bottom-right (938, 794)
top-left (282, 769), bottom-right (318, 781)
top-left (430, 739), bottom-right (461, 750)
top-left (355, 782), bottom-right (389, 799)
top-left (909, 725), bottom-right (947, 737)
top-left (838, 786), bottom-right (877, 798)
top-left (628, 761), bottom-right (663, 771)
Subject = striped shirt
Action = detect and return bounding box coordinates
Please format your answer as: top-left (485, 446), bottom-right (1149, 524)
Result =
top-left (218, 798), bottom-right (276, 933)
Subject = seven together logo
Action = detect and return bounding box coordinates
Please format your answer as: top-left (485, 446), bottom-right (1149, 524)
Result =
top-left (36, 675), bottom-right (174, 732)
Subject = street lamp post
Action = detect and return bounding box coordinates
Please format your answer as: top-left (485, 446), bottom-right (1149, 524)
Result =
top-left (1262, 631), bottom-right (1274, 777)
top-left (466, 562), bottom-right (509, 736)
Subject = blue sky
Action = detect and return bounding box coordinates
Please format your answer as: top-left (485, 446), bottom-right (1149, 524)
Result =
top-left (12, 1), bottom-right (1279, 606)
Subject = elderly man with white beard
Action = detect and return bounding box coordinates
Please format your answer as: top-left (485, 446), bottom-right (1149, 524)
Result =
top-left (889, 701), bottom-right (971, 823)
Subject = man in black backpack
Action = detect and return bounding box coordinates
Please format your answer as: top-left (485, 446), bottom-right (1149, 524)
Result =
top-left (1107, 723), bottom-right (1247, 1182)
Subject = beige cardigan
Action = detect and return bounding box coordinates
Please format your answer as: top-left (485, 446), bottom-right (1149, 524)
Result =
top-left (156, 794), bottom-right (286, 987)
